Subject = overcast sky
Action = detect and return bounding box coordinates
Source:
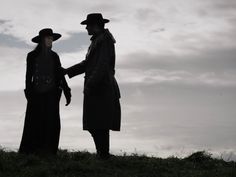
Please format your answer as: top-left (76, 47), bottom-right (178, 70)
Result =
top-left (0, 0), bottom-right (236, 160)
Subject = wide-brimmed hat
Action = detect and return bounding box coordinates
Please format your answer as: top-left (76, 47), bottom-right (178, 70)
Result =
top-left (81, 13), bottom-right (109, 25)
top-left (32, 28), bottom-right (61, 43)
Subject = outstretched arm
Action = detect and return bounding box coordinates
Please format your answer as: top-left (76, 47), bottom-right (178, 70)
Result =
top-left (66, 60), bottom-right (87, 78)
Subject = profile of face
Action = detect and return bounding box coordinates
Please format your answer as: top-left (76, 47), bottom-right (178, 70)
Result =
top-left (44, 36), bottom-right (53, 48)
top-left (86, 24), bottom-right (95, 35)
top-left (86, 24), bottom-right (101, 36)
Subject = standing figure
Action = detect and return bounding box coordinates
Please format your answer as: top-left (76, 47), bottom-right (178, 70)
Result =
top-left (19, 28), bottom-right (71, 155)
top-left (64, 13), bottom-right (121, 159)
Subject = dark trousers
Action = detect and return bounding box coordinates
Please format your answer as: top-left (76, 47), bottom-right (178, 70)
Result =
top-left (88, 130), bottom-right (110, 156)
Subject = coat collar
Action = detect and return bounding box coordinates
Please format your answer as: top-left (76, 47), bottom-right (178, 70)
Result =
top-left (90, 29), bottom-right (116, 43)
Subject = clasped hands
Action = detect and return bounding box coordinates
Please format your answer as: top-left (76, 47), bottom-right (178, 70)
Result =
top-left (61, 67), bottom-right (91, 96)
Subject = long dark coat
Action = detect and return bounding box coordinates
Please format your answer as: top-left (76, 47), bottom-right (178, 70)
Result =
top-left (19, 50), bottom-right (71, 154)
top-left (67, 29), bottom-right (121, 131)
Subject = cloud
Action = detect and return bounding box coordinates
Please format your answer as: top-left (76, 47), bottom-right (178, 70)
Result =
top-left (195, 0), bottom-right (236, 33)
top-left (0, 33), bottom-right (30, 48)
top-left (110, 79), bottom-right (236, 158)
top-left (54, 32), bottom-right (90, 53)
top-left (116, 45), bottom-right (236, 88)
top-left (117, 68), bottom-right (236, 87)
top-left (0, 46), bottom-right (28, 91)
top-left (2, 81), bottom-right (236, 157)
top-left (134, 8), bottom-right (160, 23)
top-left (211, 0), bottom-right (236, 12)
top-left (88, 1), bottom-right (124, 13)
top-left (0, 0), bottom-right (125, 42)
top-left (0, 19), bottom-right (9, 25)
top-left (0, 0), bottom-right (235, 57)
top-left (118, 46), bottom-right (236, 73)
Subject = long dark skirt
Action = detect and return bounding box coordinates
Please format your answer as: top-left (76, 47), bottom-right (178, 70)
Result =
top-left (19, 89), bottom-right (62, 155)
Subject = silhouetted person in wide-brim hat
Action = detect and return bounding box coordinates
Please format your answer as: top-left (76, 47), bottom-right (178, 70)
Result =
top-left (63, 13), bottom-right (121, 159)
top-left (19, 28), bottom-right (71, 155)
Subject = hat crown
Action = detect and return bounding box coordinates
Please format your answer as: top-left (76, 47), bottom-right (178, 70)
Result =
top-left (81, 13), bottom-right (109, 25)
top-left (87, 13), bottom-right (103, 22)
top-left (39, 28), bottom-right (54, 37)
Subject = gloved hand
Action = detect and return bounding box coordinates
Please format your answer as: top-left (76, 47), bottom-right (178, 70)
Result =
top-left (64, 89), bottom-right (71, 106)
top-left (60, 67), bottom-right (67, 77)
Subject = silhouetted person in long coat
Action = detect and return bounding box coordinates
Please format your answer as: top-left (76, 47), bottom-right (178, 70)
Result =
top-left (19, 28), bottom-right (71, 155)
top-left (63, 13), bottom-right (121, 159)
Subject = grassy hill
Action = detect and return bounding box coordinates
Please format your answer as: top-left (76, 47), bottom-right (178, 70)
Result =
top-left (0, 148), bottom-right (235, 177)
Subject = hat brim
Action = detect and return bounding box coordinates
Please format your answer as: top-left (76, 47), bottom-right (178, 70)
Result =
top-left (31, 33), bottom-right (61, 43)
top-left (80, 19), bottom-right (109, 25)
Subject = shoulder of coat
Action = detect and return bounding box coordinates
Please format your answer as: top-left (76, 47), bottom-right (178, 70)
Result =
top-left (94, 30), bottom-right (116, 48)
top-left (27, 50), bottom-right (36, 56)
top-left (103, 29), bottom-right (116, 44)
top-left (27, 51), bottom-right (37, 61)
top-left (51, 50), bottom-right (59, 57)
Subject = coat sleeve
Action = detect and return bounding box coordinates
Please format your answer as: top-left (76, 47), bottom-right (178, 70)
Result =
top-left (86, 39), bottom-right (113, 88)
top-left (61, 76), bottom-right (71, 100)
top-left (67, 60), bottom-right (87, 78)
top-left (60, 75), bottom-right (71, 94)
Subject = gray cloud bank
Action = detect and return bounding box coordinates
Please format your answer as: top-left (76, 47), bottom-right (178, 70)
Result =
top-left (54, 32), bottom-right (90, 53)
top-left (0, 33), bottom-right (29, 48)
top-left (0, 81), bottom-right (235, 159)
